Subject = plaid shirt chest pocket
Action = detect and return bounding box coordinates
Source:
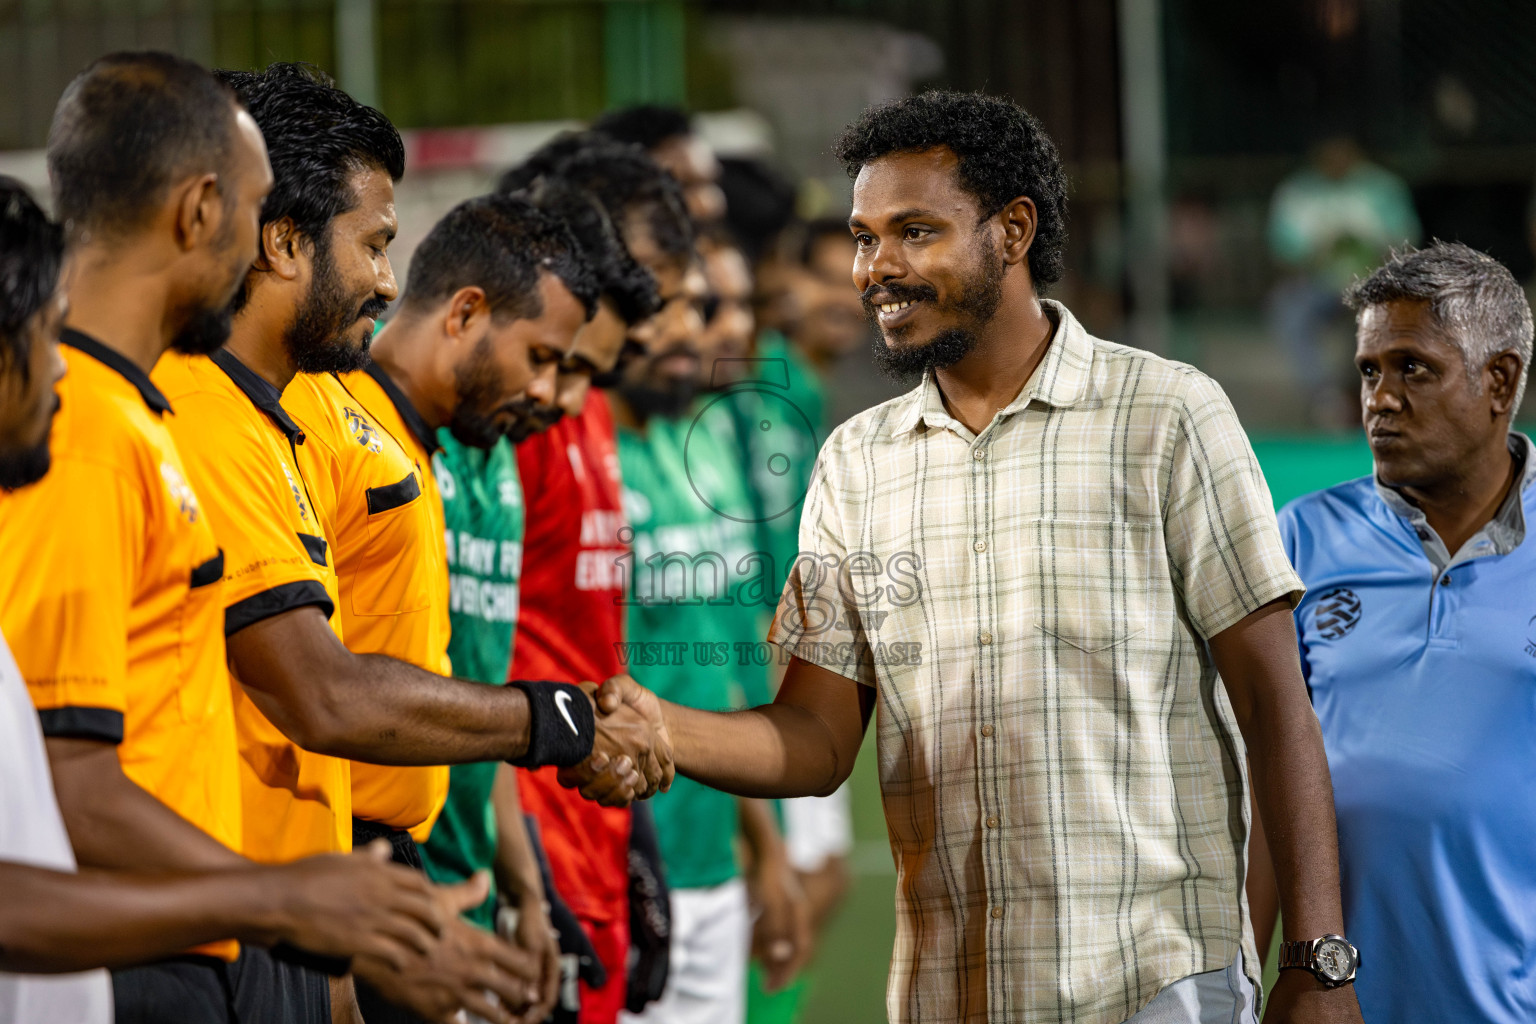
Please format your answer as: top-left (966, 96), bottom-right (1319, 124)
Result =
top-left (1022, 518), bottom-right (1158, 671)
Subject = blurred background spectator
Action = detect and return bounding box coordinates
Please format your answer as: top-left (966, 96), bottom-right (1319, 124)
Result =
top-left (1267, 135), bottom-right (1420, 426)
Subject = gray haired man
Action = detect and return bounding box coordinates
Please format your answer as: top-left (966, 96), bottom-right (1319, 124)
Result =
top-left (1251, 241), bottom-right (1536, 1024)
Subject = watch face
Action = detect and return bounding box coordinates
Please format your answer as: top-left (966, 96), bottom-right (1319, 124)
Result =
top-left (1316, 939), bottom-right (1354, 981)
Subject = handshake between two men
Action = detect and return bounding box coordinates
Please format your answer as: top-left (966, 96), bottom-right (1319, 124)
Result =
top-left (550, 656), bottom-right (871, 809)
top-left (548, 675), bottom-right (676, 807)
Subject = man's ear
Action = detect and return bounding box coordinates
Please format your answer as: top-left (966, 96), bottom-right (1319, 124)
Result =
top-left (443, 286), bottom-right (490, 343)
top-left (1487, 351), bottom-right (1523, 418)
top-left (173, 173), bottom-right (223, 252)
top-left (259, 218), bottom-right (305, 281)
top-left (998, 195), bottom-right (1038, 268)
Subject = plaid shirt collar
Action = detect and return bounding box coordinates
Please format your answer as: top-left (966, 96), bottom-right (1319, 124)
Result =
top-left (890, 298), bottom-right (1094, 439)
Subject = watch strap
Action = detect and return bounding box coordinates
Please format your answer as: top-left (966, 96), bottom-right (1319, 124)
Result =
top-left (1277, 938), bottom-right (1314, 971)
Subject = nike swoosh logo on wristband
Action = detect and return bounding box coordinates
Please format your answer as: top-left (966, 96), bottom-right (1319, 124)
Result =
top-left (554, 690), bottom-right (580, 735)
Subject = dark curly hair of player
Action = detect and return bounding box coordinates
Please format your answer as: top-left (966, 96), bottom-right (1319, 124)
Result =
top-left (400, 192), bottom-right (600, 326)
top-left (498, 132), bottom-right (688, 320)
top-left (590, 105), bottom-right (692, 151)
top-left (215, 62), bottom-right (404, 309)
top-left (498, 133), bottom-right (692, 264)
top-left (0, 178), bottom-right (64, 378)
top-left (832, 90), bottom-right (1069, 289)
top-left (522, 177), bottom-right (661, 326)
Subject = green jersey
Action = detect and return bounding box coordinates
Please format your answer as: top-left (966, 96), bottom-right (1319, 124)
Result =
top-left (724, 332), bottom-right (826, 594)
top-left (419, 432), bottom-right (523, 930)
top-left (618, 411), bottom-right (766, 889)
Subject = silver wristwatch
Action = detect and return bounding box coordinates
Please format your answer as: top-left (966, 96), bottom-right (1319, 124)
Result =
top-left (1278, 934), bottom-right (1359, 988)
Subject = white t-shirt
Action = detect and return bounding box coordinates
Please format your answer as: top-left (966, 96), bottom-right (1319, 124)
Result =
top-left (0, 629), bottom-right (112, 1023)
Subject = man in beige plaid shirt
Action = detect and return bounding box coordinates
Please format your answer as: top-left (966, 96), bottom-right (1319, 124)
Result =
top-left (578, 92), bottom-right (1364, 1024)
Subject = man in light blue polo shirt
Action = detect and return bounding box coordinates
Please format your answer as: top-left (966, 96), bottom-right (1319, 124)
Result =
top-left (1261, 241), bottom-right (1536, 1023)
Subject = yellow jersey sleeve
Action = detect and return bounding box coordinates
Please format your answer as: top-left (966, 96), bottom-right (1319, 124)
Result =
top-left (0, 455), bottom-right (142, 742)
top-left (169, 388), bottom-right (336, 634)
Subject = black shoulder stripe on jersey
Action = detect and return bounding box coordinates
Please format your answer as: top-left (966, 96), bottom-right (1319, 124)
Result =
top-left (364, 361), bottom-right (440, 455)
top-left (38, 706), bottom-right (125, 744)
top-left (365, 472), bottom-right (421, 515)
top-left (190, 549), bottom-right (225, 589)
top-left (298, 532), bottom-right (328, 567)
top-left (208, 348), bottom-right (304, 441)
top-left (61, 330), bottom-right (173, 416)
top-left (225, 580), bottom-right (336, 637)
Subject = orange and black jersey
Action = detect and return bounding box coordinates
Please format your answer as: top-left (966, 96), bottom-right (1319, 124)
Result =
top-left (0, 331), bottom-right (243, 957)
top-left (284, 365), bottom-right (451, 839)
top-left (153, 349), bottom-right (351, 862)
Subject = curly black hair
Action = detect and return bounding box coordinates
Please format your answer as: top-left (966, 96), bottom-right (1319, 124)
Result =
top-left (498, 132), bottom-right (690, 317)
top-left (832, 90), bottom-right (1069, 288)
top-left (498, 133), bottom-right (692, 261)
top-left (590, 105), bottom-right (692, 151)
top-left (47, 51), bottom-right (237, 240)
top-left (401, 192), bottom-right (599, 327)
top-left (523, 177), bottom-right (661, 325)
top-left (0, 178), bottom-right (64, 378)
top-left (216, 62), bottom-right (403, 308)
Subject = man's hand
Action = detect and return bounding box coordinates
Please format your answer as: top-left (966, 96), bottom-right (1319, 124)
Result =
top-left (501, 897), bottom-right (560, 1024)
top-left (1262, 970), bottom-right (1364, 1023)
top-left (556, 675), bottom-right (674, 805)
top-left (259, 839), bottom-right (441, 971)
top-left (750, 856), bottom-right (811, 993)
top-left (352, 871), bottom-right (542, 1024)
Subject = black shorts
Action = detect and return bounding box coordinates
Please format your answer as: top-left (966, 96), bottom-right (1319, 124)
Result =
top-left (230, 944), bottom-right (331, 1024)
top-left (112, 955), bottom-right (231, 1024)
top-left (352, 817), bottom-right (431, 1024)
top-left (111, 946), bottom-right (329, 1024)
top-left (352, 816), bottom-right (425, 869)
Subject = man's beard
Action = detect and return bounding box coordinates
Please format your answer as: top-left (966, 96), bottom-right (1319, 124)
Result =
top-left (617, 377), bottom-right (697, 421)
top-left (506, 401), bottom-right (563, 444)
top-left (446, 335), bottom-right (509, 449)
top-left (169, 217), bottom-right (243, 355)
top-left (286, 239), bottom-right (385, 375)
top-left (0, 436), bottom-right (51, 491)
top-left (617, 343), bottom-right (699, 421)
top-left (0, 397), bottom-right (57, 491)
top-left (864, 233), bottom-right (1005, 380)
top-left (590, 339), bottom-right (644, 390)
top-left (169, 298), bottom-right (236, 355)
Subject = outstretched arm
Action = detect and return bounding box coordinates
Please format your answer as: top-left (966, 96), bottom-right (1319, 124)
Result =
top-left (227, 606), bottom-right (668, 794)
top-left (0, 842), bottom-right (445, 975)
top-left (572, 657), bottom-right (872, 801)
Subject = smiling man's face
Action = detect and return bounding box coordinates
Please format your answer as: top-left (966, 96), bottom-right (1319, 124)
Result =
top-left (849, 146), bottom-right (1006, 377)
top-left (285, 165), bottom-right (399, 374)
top-left (1356, 298), bottom-right (1508, 489)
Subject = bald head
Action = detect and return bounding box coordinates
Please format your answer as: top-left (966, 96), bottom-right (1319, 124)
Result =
top-left (47, 51), bottom-right (240, 240)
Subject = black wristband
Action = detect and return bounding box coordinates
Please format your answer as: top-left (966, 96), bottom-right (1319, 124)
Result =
top-left (508, 681), bottom-right (595, 768)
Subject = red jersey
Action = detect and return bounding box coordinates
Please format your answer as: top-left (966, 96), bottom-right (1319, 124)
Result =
top-left (513, 390), bottom-right (631, 922)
